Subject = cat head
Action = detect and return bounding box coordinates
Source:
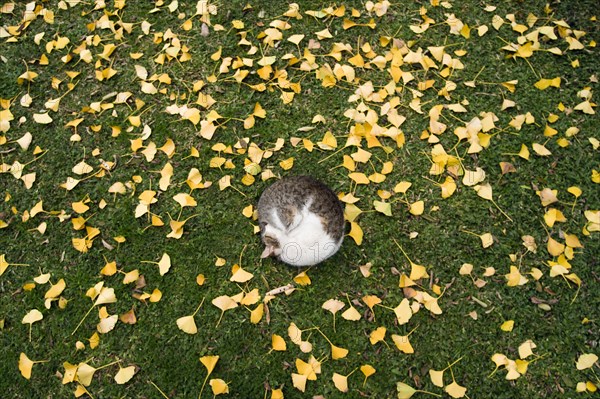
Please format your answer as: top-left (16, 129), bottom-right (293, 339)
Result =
top-left (260, 234), bottom-right (282, 259)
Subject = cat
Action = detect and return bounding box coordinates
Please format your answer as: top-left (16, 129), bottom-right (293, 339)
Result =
top-left (257, 176), bottom-right (345, 267)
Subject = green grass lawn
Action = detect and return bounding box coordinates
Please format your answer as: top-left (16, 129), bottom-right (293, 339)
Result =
top-left (1, 0), bottom-right (599, 398)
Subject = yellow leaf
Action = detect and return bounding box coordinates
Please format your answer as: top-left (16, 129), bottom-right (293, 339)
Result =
top-left (241, 289), bottom-right (261, 307)
top-left (462, 168), bottom-right (486, 187)
top-left (394, 298), bottom-right (412, 325)
top-left (392, 334), bottom-right (414, 353)
top-left (362, 296), bottom-right (382, 314)
top-left (198, 356), bottom-right (219, 377)
top-left (228, 264), bottom-right (253, 283)
top-left (532, 143), bottom-right (552, 156)
top-left (292, 373), bottom-right (307, 392)
top-left (506, 266), bottom-right (528, 286)
top-left (565, 233), bottom-right (583, 248)
top-left (114, 366), bottom-right (136, 384)
top-left (149, 289), bottom-right (162, 303)
top-left (272, 334), bottom-right (287, 351)
top-left (576, 353), bottom-right (598, 370)
top-left (473, 183), bottom-right (493, 201)
top-left (500, 320), bottom-right (514, 332)
top-left (209, 379), bottom-right (229, 395)
top-left (361, 364), bottom-right (376, 378)
top-left (331, 343), bottom-right (349, 359)
top-left (288, 34), bottom-right (304, 45)
top-left (270, 388), bottom-right (284, 399)
top-left (369, 326), bottom-right (386, 344)
top-left (518, 340), bottom-right (536, 359)
top-left (19, 353), bottom-right (35, 379)
top-left (445, 381), bottom-right (467, 398)
top-left (279, 157), bottom-right (294, 170)
top-left (176, 315), bottom-right (197, 334)
top-left (480, 233), bottom-right (494, 248)
top-left (293, 271), bottom-right (311, 286)
top-left (332, 373), bottom-right (348, 392)
top-left (547, 237), bottom-right (565, 257)
top-left (348, 221), bottom-right (363, 245)
top-left (534, 77), bottom-right (561, 90)
top-left (156, 253), bottom-right (171, 276)
top-left (348, 172), bottom-right (370, 184)
top-left (409, 200), bottom-right (424, 215)
top-left (373, 200), bottom-right (392, 216)
top-left (212, 295), bottom-right (238, 312)
top-left (315, 28), bottom-right (333, 39)
top-left (518, 144), bottom-right (530, 160)
top-left (397, 382), bottom-right (417, 399)
top-left (341, 306), bottom-right (361, 321)
top-left (317, 131), bottom-right (337, 150)
top-left (429, 369), bottom-right (444, 387)
top-left (33, 113), bottom-right (53, 124)
top-left (22, 309), bottom-right (43, 325)
top-left (537, 188), bottom-right (559, 206)
top-left (62, 361), bottom-right (78, 384)
top-left (72, 201), bottom-right (89, 214)
top-left (322, 299), bottom-right (345, 314)
top-left (76, 362), bottom-right (97, 386)
top-left (45, 279), bottom-right (66, 299)
top-left (97, 314), bottom-right (118, 334)
top-left (173, 193), bottom-right (197, 208)
top-left (394, 181), bottom-right (412, 193)
top-left (440, 176), bottom-right (457, 198)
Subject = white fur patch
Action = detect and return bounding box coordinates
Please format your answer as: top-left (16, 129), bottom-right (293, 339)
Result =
top-left (266, 202), bottom-right (342, 266)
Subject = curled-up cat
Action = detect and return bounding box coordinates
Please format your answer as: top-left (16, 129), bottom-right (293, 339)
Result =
top-left (257, 176), bottom-right (345, 267)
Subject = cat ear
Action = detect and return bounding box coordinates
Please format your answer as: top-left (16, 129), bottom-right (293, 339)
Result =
top-left (261, 245), bottom-right (274, 258)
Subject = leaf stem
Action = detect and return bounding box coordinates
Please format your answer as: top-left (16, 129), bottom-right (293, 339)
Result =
top-left (192, 297), bottom-right (206, 317)
top-left (71, 304), bottom-right (95, 336)
top-left (149, 380), bottom-right (170, 399)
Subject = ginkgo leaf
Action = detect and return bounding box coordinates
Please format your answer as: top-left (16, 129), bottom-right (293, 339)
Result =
top-left (576, 353), bottom-right (598, 370)
top-left (500, 320), bottom-right (515, 332)
top-left (114, 366), bottom-right (136, 384)
top-left (445, 381), bottom-right (467, 398)
top-left (392, 334), bottom-right (414, 354)
top-left (33, 113), bottom-right (53, 124)
top-left (322, 299), bottom-right (344, 314)
top-left (76, 362), bottom-right (97, 386)
top-left (158, 253), bottom-right (171, 275)
top-left (173, 193), bottom-right (197, 207)
top-left (369, 326), bottom-right (386, 344)
top-left (374, 200), bottom-right (392, 216)
top-left (409, 200), bottom-right (424, 215)
top-left (94, 287), bottom-right (117, 306)
top-left (518, 340), bottom-right (537, 359)
top-left (348, 221), bottom-right (363, 245)
top-left (200, 355), bottom-right (220, 375)
top-left (22, 309), bottom-right (43, 325)
top-left (532, 143), bottom-right (552, 156)
top-left (212, 295), bottom-right (238, 326)
top-left (332, 372), bottom-right (349, 392)
top-left (272, 334), bottom-right (287, 351)
top-left (97, 314), bottom-right (118, 333)
top-left (230, 264), bottom-right (254, 282)
top-left (429, 369), bottom-right (444, 387)
top-left (397, 382), bottom-right (417, 398)
top-left (293, 271), bottom-right (311, 286)
top-left (209, 379), bottom-right (229, 395)
top-left (331, 344), bottom-right (349, 359)
top-left (394, 298), bottom-right (412, 325)
top-left (45, 278), bottom-right (66, 299)
top-left (19, 353), bottom-right (35, 379)
top-left (292, 373), bottom-right (308, 392)
top-left (341, 305), bottom-right (362, 321)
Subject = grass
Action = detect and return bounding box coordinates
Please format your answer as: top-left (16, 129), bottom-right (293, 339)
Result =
top-left (1, 0), bottom-right (599, 398)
